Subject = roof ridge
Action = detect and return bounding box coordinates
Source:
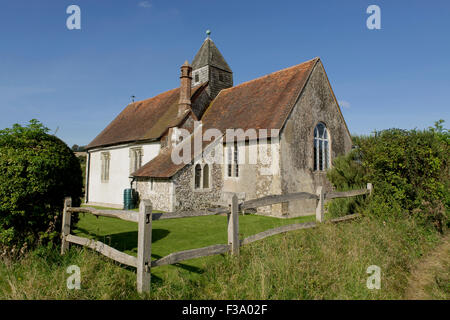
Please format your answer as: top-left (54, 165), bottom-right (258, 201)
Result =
top-left (220, 57), bottom-right (319, 93)
top-left (130, 82), bottom-right (207, 106)
top-left (130, 87), bottom-right (179, 106)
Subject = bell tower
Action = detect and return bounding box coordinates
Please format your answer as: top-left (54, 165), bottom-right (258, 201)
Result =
top-left (191, 30), bottom-right (233, 99)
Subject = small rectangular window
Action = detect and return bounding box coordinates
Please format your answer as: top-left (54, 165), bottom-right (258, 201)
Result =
top-left (226, 143), bottom-right (239, 178)
top-left (203, 164), bottom-right (210, 188)
top-left (130, 147), bottom-right (143, 174)
top-left (101, 152), bottom-right (110, 182)
top-left (195, 73), bottom-right (199, 82)
top-left (195, 164), bottom-right (202, 189)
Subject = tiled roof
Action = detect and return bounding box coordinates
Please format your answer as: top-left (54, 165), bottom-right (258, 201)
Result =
top-left (132, 58), bottom-right (319, 178)
top-left (191, 38), bottom-right (232, 72)
top-left (132, 133), bottom-right (221, 178)
top-left (133, 148), bottom-right (185, 178)
top-left (86, 83), bottom-right (208, 149)
top-left (201, 58), bottom-right (318, 135)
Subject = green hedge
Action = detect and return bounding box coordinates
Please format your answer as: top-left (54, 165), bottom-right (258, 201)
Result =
top-left (327, 120), bottom-right (449, 232)
top-left (0, 120), bottom-right (83, 252)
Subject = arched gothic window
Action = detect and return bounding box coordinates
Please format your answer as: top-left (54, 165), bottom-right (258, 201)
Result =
top-left (193, 163), bottom-right (211, 190)
top-left (314, 122), bottom-right (330, 171)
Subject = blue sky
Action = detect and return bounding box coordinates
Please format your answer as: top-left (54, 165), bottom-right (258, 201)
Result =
top-left (0, 0), bottom-right (449, 147)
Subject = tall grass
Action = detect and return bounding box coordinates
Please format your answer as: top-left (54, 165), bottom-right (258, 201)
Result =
top-left (0, 216), bottom-right (441, 299)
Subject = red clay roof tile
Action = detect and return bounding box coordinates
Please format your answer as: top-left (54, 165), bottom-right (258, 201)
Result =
top-left (132, 58), bottom-right (319, 178)
top-left (86, 83), bottom-right (207, 149)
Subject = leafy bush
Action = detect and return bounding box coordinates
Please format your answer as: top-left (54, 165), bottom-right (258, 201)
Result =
top-left (326, 149), bottom-right (367, 191)
top-left (325, 149), bottom-right (368, 218)
top-left (0, 120), bottom-right (82, 252)
top-left (327, 121), bottom-right (449, 231)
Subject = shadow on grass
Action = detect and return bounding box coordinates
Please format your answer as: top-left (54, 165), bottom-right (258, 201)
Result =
top-left (74, 227), bottom-right (170, 252)
top-left (73, 228), bottom-right (205, 275)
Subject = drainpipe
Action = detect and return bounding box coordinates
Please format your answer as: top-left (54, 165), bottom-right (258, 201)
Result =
top-left (85, 151), bottom-right (91, 203)
top-left (130, 177), bottom-right (136, 189)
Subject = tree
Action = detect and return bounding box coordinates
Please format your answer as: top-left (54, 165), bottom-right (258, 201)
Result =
top-left (0, 120), bottom-right (83, 251)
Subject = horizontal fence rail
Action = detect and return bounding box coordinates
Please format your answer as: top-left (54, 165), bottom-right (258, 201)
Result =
top-left (241, 221), bottom-right (317, 246)
top-left (61, 183), bottom-right (372, 294)
top-left (325, 188), bottom-right (370, 200)
top-left (151, 210), bottom-right (222, 220)
top-left (152, 244), bottom-right (231, 267)
top-left (66, 234), bottom-right (137, 268)
top-left (329, 213), bottom-right (361, 223)
top-left (70, 207), bottom-right (226, 221)
top-left (68, 207), bottom-right (138, 222)
top-left (241, 192), bottom-right (318, 210)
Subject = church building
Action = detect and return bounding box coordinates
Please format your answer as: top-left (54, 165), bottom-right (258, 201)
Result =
top-left (85, 31), bottom-right (352, 217)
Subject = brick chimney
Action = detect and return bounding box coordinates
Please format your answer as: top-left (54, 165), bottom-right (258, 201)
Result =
top-left (178, 60), bottom-right (192, 117)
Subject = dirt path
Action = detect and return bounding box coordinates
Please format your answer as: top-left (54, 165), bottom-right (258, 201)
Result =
top-left (405, 233), bottom-right (450, 300)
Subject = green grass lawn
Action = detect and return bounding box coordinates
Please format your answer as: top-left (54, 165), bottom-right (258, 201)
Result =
top-left (1, 211), bottom-right (443, 299)
top-left (72, 210), bottom-right (315, 284)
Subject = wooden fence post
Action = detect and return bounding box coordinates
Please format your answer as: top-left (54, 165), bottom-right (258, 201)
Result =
top-left (137, 200), bottom-right (152, 294)
top-left (316, 186), bottom-right (324, 223)
top-left (228, 194), bottom-right (239, 255)
top-left (61, 197), bottom-right (72, 255)
top-left (367, 183), bottom-right (373, 196)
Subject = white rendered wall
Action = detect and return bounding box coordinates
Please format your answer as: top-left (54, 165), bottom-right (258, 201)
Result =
top-left (86, 142), bottom-right (160, 207)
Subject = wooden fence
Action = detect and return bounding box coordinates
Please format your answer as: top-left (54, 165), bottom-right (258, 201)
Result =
top-left (60, 183), bottom-right (372, 293)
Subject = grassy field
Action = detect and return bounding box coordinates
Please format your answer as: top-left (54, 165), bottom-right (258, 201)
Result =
top-left (0, 210), bottom-right (446, 299)
top-left (73, 212), bottom-right (315, 283)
